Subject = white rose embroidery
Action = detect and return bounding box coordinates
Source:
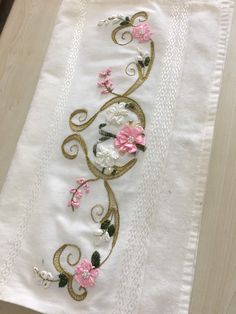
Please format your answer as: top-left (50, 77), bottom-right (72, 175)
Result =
top-left (93, 229), bottom-right (111, 246)
top-left (106, 103), bottom-right (128, 125)
top-left (95, 144), bottom-right (119, 173)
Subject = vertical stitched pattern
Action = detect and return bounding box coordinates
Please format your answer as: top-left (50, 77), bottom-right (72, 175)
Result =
top-left (113, 4), bottom-right (189, 314)
top-left (0, 0), bottom-right (87, 287)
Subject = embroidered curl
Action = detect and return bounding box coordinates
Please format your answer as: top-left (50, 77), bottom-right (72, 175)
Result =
top-left (34, 11), bottom-right (155, 301)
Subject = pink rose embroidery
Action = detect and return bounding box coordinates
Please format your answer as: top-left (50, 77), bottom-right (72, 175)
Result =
top-left (114, 124), bottom-right (146, 154)
top-left (74, 259), bottom-right (99, 288)
top-left (132, 23), bottom-right (152, 43)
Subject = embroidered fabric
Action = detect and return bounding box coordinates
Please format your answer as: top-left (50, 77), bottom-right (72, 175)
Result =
top-left (0, 0), bottom-right (87, 287)
top-left (113, 4), bottom-right (190, 313)
top-left (0, 1), bottom-right (233, 314)
top-left (31, 8), bottom-right (156, 302)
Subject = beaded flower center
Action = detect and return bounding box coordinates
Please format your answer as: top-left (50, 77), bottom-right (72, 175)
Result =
top-left (127, 136), bottom-right (135, 143)
top-left (82, 270), bottom-right (90, 279)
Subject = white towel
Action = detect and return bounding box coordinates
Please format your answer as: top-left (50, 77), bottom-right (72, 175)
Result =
top-left (0, 1), bottom-right (234, 313)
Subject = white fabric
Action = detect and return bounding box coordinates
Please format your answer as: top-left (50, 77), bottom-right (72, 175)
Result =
top-left (0, 0), bottom-right (233, 313)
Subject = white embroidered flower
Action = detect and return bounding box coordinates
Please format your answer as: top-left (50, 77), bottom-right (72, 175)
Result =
top-left (97, 14), bottom-right (127, 27)
top-left (34, 267), bottom-right (54, 289)
top-left (95, 144), bottom-right (119, 173)
top-left (106, 103), bottom-right (128, 125)
top-left (94, 229), bottom-right (104, 237)
top-left (137, 48), bottom-right (149, 58)
top-left (136, 49), bottom-right (150, 65)
top-left (94, 229), bottom-right (111, 246)
top-left (103, 231), bottom-right (111, 242)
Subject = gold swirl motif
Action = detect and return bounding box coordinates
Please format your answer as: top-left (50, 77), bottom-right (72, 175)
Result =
top-left (112, 27), bottom-right (133, 46)
top-left (99, 181), bottom-right (120, 266)
top-left (62, 133), bottom-right (138, 180)
top-left (53, 244), bottom-right (87, 301)
top-left (70, 109), bottom-right (88, 124)
top-left (47, 10), bottom-right (155, 302)
top-left (91, 204), bottom-right (106, 223)
top-left (124, 41), bottom-right (155, 96)
top-left (67, 277), bottom-right (87, 302)
top-left (103, 181), bottom-right (119, 247)
top-left (53, 244), bottom-right (81, 275)
top-left (125, 62), bottom-right (143, 78)
top-left (68, 41), bottom-right (154, 134)
top-left (69, 96), bottom-right (146, 133)
top-left (111, 11), bottom-right (148, 46)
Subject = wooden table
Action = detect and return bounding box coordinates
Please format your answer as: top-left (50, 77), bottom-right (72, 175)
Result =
top-left (0, 1), bottom-right (235, 313)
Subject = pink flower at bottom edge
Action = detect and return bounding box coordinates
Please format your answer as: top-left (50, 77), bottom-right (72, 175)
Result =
top-left (74, 259), bottom-right (99, 288)
top-left (114, 124), bottom-right (146, 154)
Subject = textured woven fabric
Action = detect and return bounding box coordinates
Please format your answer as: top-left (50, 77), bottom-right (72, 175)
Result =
top-left (0, 1), bottom-right (234, 313)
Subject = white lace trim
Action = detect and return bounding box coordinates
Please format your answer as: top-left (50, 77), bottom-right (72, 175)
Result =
top-left (0, 0), bottom-right (87, 287)
top-left (113, 4), bottom-right (190, 314)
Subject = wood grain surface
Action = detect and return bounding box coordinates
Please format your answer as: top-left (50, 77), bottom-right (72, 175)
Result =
top-left (0, 0), bottom-right (62, 188)
top-left (0, 1), bottom-right (235, 313)
top-left (0, 0), bottom-right (15, 33)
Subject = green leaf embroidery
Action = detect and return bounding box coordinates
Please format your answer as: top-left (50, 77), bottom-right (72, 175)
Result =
top-left (138, 60), bottom-right (145, 68)
top-left (101, 219), bottom-right (111, 230)
top-left (58, 273), bottom-right (68, 288)
top-left (107, 224), bottom-right (115, 237)
top-left (91, 251), bottom-right (101, 268)
top-left (144, 56), bottom-right (150, 66)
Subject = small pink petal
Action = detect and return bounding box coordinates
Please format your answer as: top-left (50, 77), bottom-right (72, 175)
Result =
top-left (79, 259), bottom-right (92, 270)
top-left (101, 89), bottom-right (109, 94)
top-left (75, 194), bottom-right (82, 200)
top-left (135, 135), bottom-right (145, 145)
top-left (90, 268), bottom-right (100, 278)
top-left (99, 67), bottom-right (112, 78)
top-left (76, 178), bottom-right (85, 184)
top-left (88, 276), bottom-right (96, 287)
top-left (97, 81), bottom-right (105, 87)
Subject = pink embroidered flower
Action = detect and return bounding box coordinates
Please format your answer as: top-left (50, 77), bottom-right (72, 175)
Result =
top-left (75, 259), bottom-right (99, 288)
top-left (97, 79), bottom-right (113, 94)
top-left (76, 177), bottom-right (86, 184)
top-left (68, 189), bottom-right (83, 208)
top-left (114, 124), bottom-right (145, 154)
top-left (68, 199), bottom-right (80, 208)
top-left (70, 188), bottom-right (83, 198)
top-left (68, 178), bottom-right (91, 209)
top-left (76, 178), bottom-right (90, 193)
top-left (99, 67), bottom-right (112, 78)
top-left (132, 23), bottom-right (152, 43)
top-left (97, 68), bottom-right (114, 94)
